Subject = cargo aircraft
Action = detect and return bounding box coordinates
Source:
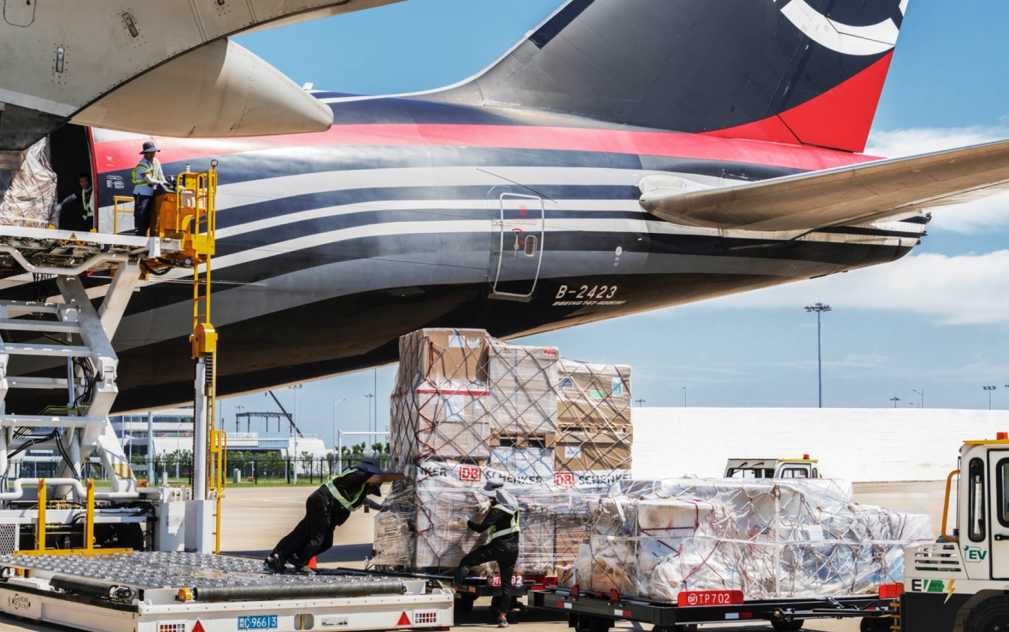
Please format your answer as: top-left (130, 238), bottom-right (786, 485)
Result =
top-left (14, 0), bottom-right (1009, 411)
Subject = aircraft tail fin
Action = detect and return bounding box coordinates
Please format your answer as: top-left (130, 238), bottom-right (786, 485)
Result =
top-left (426, 0), bottom-right (908, 153)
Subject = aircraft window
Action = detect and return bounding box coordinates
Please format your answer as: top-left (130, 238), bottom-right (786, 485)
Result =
top-left (524, 235), bottom-right (538, 257)
top-left (996, 458), bottom-right (1009, 528)
top-left (968, 457), bottom-right (986, 542)
top-left (781, 468), bottom-right (810, 478)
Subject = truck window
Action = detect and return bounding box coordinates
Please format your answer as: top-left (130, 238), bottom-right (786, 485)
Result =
top-left (968, 457), bottom-right (986, 542)
top-left (997, 458), bottom-right (1009, 528)
top-left (781, 467), bottom-right (810, 478)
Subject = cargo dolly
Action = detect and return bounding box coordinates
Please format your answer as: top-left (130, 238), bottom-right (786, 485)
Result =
top-left (529, 584), bottom-right (897, 632)
top-left (0, 551), bottom-right (454, 632)
top-left (341, 566), bottom-right (547, 620)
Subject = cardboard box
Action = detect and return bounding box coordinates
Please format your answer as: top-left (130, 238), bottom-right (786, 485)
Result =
top-left (518, 510), bottom-right (556, 574)
top-left (554, 430), bottom-right (632, 471)
top-left (416, 420), bottom-right (491, 460)
top-left (488, 341), bottom-right (559, 433)
top-left (418, 329), bottom-right (489, 384)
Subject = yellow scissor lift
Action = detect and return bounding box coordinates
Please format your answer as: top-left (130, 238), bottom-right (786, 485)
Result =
top-left (1, 165), bottom-right (225, 557)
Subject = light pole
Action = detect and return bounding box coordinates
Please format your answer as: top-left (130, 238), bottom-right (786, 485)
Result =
top-left (805, 303), bottom-right (832, 408)
top-left (365, 393), bottom-right (375, 452)
top-left (984, 385), bottom-right (997, 410)
top-left (235, 404), bottom-right (245, 433)
top-left (332, 398), bottom-right (345, 458)
top-left (912, 389), bottom-right (924, 409)
top-left (890, 396), bottom-right (900, 408)
top-left (682, 387), bottom-right (687, 407)
top-left (634, 398), bottom-right (646, 407)
top-left (289, 384), bottom-right (303, 482)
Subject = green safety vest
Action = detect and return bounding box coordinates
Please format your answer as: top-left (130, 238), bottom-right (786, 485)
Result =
top-left (488, 506), bottom-right (521, 540)
top-left (131, 159), bottom-right (161, 185)
top-left (82, 189), bottom-right (93, 219)
top-left (324, 468), bottom-right (367, 512)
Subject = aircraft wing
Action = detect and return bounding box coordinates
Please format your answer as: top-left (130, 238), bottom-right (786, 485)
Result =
top-left (639, 139), bottom-right (1009, 232)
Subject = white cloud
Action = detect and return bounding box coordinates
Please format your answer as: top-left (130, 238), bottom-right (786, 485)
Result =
top-left (695, 250), bottom-right (1009, 325)
top-left (865, 125), bottom-right (1009, 234)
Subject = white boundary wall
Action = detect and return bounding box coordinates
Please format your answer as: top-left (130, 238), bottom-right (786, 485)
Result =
top-left (632, 408), bottom-right (1009, 482)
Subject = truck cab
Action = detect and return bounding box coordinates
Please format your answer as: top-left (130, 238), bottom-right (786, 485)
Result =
top-left (724, 456), bottom-right (819, 479)
top-left (900, 433), bottom-right (1009, 632)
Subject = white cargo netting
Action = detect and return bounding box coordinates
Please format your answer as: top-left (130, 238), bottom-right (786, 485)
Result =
top-left (373, 328), bottom-right (632, 576)
top-left (573, 478), bottom-right (933, 600)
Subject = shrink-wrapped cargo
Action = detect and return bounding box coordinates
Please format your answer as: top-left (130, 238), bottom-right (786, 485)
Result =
top-left (572, 478), bottom-right (933, 600)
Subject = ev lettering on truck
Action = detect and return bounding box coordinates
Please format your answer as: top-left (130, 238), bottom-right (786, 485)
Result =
top-left (963, 545), bottom-right (988, 562)
top-left (909, 579), bottom-right (951, 594)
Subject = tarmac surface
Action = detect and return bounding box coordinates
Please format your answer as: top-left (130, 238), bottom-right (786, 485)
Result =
top-left (0, 481), bottom-right (945, 632)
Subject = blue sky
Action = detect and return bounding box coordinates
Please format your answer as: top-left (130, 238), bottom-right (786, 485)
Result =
top-left (223, 0), bottom-right (1009, 445)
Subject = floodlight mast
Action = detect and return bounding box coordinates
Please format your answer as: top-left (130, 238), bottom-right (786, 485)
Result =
top-left (805, 303), bottom-right (832, 408)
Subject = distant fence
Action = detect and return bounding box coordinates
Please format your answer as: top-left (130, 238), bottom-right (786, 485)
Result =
top-left (10, 455), bottom-right (392, 486)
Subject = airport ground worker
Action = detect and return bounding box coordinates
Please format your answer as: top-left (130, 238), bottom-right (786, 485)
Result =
top-left (265, 457), bottom-right (404, 574)
top-left (454, 481), bottom-right (522, 628)
top-left (131, 141), bottom-right (169, 236)
top-left (56, 173), bottom-right (94, 231)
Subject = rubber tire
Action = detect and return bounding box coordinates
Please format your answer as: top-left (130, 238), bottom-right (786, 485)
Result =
top-left (860, 617), bottom-right (892, 632)
top-left (965, 595), bottom-right (1009, 632)
top-left (770, 618), bottom-right (804, 632)
top-left (455, 595), bottom-right (476, 613)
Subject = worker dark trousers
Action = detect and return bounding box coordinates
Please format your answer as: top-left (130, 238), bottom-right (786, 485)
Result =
top-left (133, 194), bottom-right (152, 236)
top-left (272, 490), bottom-right (335, 566)
top-left (454, 537), bottom-right (520, 613)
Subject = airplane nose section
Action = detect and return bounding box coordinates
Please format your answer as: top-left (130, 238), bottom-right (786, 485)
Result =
top-left (72, 39), bottom-right (333, 137)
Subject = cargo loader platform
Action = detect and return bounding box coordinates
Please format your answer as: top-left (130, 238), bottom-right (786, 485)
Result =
top-left (0, 551), bottom-right (454, 632)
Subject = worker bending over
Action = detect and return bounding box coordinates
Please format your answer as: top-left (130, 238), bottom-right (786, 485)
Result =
top-left (131, 141), bottom-right (170, 236)
top-left (455, 481), bottom-right (522, 628)
top-left (56, 173), bottom-right (94, 231)
top-left (265, 457), bottom-right (404, 574)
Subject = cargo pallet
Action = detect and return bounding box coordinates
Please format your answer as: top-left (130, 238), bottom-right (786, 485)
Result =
top-left (0, 552), bottom-right (454, 632)
top-left (529, 585), bottom-right (895, 632)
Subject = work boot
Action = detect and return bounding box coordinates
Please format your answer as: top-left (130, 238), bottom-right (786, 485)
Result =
top-left (264, 554), bottom-right (285, 574)
top-left (296, 565), bottom-right (316, 575)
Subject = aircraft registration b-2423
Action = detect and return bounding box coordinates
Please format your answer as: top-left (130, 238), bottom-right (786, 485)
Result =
top-left (21, 0), bottom-right (1009, 411)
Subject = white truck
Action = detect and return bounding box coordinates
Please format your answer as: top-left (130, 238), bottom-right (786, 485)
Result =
top-left (724, 456), bottom-right (820, 479)
top-left (897, 431), bottom-right (1009, 632)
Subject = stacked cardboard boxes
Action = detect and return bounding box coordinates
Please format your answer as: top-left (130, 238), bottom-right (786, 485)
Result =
top-left (374, 329), bottom-right (633, 574)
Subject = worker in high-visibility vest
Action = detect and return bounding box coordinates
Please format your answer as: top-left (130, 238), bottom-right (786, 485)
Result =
top-left (454, 481), bottom-right (522, 628)
top-left (131, 140), bottom-right (170, 236)
top-left (265, 457), bottom-right (404, 574)
top-left (55, 173), bottom-right (94, 231)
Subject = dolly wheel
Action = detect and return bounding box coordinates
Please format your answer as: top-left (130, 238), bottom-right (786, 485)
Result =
top-left (965, 595), bottom-right (1009, 632)
top-left (770, 617), bottom-right (804, 631)
top-left (455, 594), bottom-right (476, 613)
top-left (860, 617), bottom-right (892, 632)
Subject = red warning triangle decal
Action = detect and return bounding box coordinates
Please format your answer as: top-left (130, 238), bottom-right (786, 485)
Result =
top-left (192, 621), bottom-right (206, 632)
top-left (397, 612), bottom-right (411, 626)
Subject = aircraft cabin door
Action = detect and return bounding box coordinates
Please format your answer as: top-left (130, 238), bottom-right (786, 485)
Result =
top-left (988, 450), bottom-right (1009, 579)
top-left (490, 192), bottom-right (544, 301)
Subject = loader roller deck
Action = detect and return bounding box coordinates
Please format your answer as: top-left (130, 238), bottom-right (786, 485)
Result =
top-left (0, 551), bottom-right (454, 632)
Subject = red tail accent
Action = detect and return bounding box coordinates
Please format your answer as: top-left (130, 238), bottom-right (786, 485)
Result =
top-left (704, 53), bottom-right (894, 153)
top-left (192, 622), bottom-right (206, 632)
top-left (397, 612), bottom-right (411, 626)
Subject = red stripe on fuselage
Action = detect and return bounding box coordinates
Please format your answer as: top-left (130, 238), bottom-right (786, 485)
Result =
top-left (92, 123), bottom-right (880, 175)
